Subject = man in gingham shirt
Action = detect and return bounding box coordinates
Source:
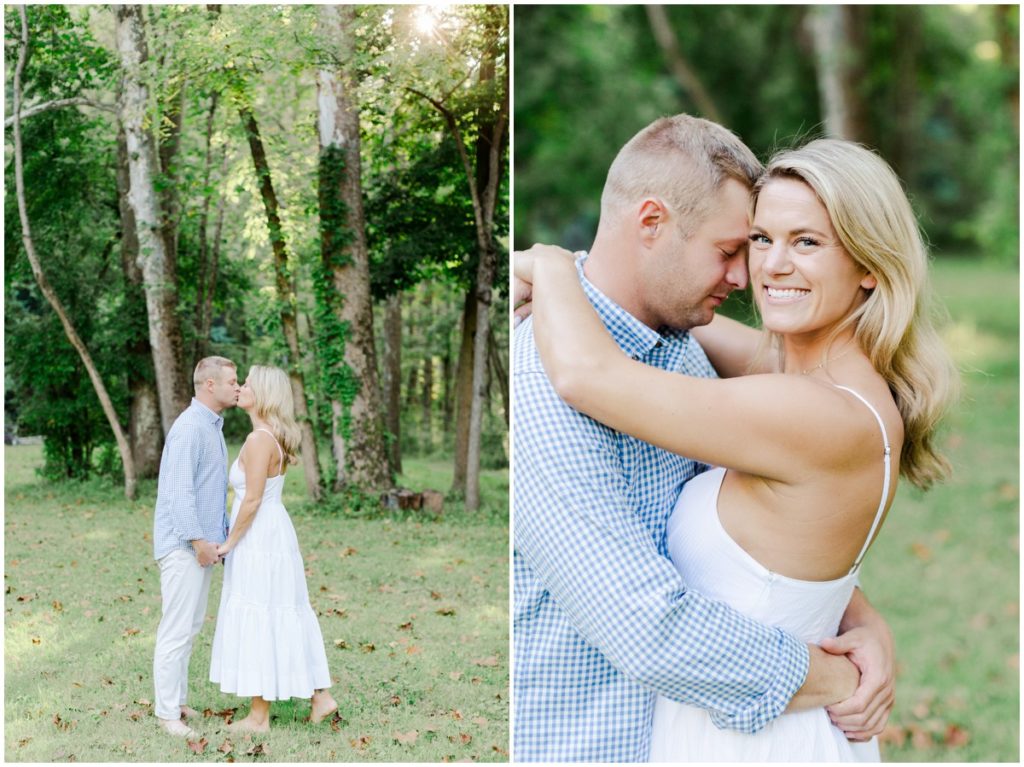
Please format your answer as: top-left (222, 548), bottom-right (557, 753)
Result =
top-left (513, 115), bottom-right (895, 761)
top-left (152, 357), bottom-right (239, 737)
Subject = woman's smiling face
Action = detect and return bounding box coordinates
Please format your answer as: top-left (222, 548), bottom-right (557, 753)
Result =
top-left (749, 177), bottom-right (876, 341)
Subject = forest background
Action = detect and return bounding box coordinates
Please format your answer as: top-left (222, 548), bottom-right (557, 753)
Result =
top-left (6, 4), bottom-right (509, 762)
top-left (515, 4), bottom-right (1018, 763)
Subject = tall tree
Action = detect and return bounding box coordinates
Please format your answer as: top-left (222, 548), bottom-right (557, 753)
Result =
top-left (11, 5), bottom-right (138, 499)
top-left (114, 4), bottom-right (191, 435)
top-left (381, 292), bottom-right (403, 475)
top-left (407, 5), bottom-right (509, 509)
top-left (809, 5), bottom-right (870, 141)
top-left (316, 4), bottom-right (391, 492)
top-left (238, 104), bottom-right (324, 501)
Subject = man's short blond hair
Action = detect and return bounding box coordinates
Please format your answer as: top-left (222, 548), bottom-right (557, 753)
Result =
top-left (600, 114), bottom-right (763, 239)
top-left (193, 356), bottom-right (236, 390)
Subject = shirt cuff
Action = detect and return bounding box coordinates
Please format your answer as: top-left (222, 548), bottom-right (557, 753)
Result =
top-left (709, 629), bottom-right (810, 733)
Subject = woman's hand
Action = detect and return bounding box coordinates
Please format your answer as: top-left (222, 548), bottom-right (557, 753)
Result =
top-left (215, 541), bottom-right (233, 557)
top-left (513, 244), bottom-right (577, 326)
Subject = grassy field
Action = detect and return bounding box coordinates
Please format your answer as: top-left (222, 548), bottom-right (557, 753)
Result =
top-left (863, 258), bottom-right (1019, 761)
top-left (4, 450), bottom-right (508, 762)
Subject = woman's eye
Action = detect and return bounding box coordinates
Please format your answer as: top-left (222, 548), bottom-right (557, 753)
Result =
top-left (796, 236), bottom-right (820, 248)
top-left (749, 233), bottom-right (770, 246)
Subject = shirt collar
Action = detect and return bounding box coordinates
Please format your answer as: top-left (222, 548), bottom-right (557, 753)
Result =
top-left (576, 253), bottom-right (685, 360)
top-left (191, 398), bottom-right (225, 429)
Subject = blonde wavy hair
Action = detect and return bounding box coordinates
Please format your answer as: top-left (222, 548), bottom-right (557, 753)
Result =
top-left (751, 139), bottom-right (959, 490)
top-left (246, 365), bottom-right (301, 466)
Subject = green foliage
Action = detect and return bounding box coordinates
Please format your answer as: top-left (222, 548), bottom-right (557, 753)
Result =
top-left (514, 5), bottom-right (1019, 262)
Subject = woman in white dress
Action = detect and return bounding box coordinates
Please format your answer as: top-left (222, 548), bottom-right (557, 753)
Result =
top-left (209, 365), bottom-right (337, 732)
top-left (514, 139), bottom-right (958, 760)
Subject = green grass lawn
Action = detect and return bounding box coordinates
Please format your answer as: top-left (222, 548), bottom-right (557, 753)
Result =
top-left (862, 257), bottom-right (1019, 761)
top-left (4, 450), bottom-right (509, 762)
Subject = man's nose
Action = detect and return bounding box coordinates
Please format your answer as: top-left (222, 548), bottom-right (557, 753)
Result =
top-left (726, 250), bottom-right (749, 291)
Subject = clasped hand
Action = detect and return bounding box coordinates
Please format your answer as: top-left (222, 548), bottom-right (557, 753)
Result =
top-left (512, 244), bottom-right (576, 326)
top-left (192, 539), bottom-right (222, 567)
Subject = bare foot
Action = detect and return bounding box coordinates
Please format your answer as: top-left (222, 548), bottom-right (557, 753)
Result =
top-left (180, 705), bottom-right (201, 720)
top-left (226, 716), bottom-right (270, 733)
top-left (158, 717), bottom-right (198, 738)
top-left (309, 692), bottom-right (338, 724)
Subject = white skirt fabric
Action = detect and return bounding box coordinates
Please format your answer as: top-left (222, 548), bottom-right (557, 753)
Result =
top-left (209, 461), bottom-right (331, 700)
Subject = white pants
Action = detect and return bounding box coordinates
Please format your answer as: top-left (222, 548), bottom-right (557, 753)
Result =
top-left (153, 549), bottom-right (214, 720)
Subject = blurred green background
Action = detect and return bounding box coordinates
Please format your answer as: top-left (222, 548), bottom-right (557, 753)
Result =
top-left (514, 4), bottom-right (1019, 762)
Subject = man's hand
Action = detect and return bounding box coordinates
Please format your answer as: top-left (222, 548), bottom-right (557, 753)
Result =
top-left (821, 623), bottom-right (895, 740)
top-left (513, 273), bottom-right (533, 327)
top-left (820, 588), bottom-right (896, 740)
top-left (191, 539), bottom-right (221, 567)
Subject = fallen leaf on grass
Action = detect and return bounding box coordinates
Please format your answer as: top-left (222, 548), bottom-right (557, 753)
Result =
top-left (388, 695), bottom-right (401, 706)
top-left (17, 593), bottom-right (36, 602)
top-left (326, 608), bottom-right (348, 618)
top-left (52, 600), bottom-right (63, 612)
top-left (349, 735), bottom-right (371, 751)
top-left (334, 639), bottom-right (349, 649)
top-left (436, 607), bottom-right (456, 616)
top-left (430, 591), bottom-right (442, 600)
top-left (449, 672), bottom-right (463, 681)
top-left (340, 547), bottom-right (358, 557)
top-left (406, 645), bottom-right (422, 655)
top-left (910, 542), bottom-right (931, 561)
top-left (122, 627), bottom-right (140, 638)
top-left (213, 708), bottom-right (237, 722)
top-left (451, 709), bottom-right (463, 720)
top-left (17, 738), bottom-right (31, 748)
top-left (187, 738), bottom-right (209, 755)
top-left (460, 733), bottom-right (472, 745)
top-left (134, 698), bottom-right (151, 707)
top-left (470, 676), bottom-right (482, 684)
top-left (360, 643), bottom-right (376, 653)
top-left (245, 742), bottom-right (268, 756)
top-left (907, 723), bottom-right (932, 750)
top-left (473, 655), bottom-right (499, 667)
top-left (492, 744), bottom-right (509, 757)
top-left (943, 723), bottom-right (969, 747)
top-left (398, 621), bottom-right (413, 631)
top-left (329, 712), bottom-right (343, 732)
top-left (52, 713), bottom-right (75, 731)
top-left (32, 637), bottom-right (41, 645)
top-left (394, 730), bottom-right (419, 745)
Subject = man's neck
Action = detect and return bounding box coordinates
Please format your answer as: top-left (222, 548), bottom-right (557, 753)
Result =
top-left (585, 236), bottom-right (658, 330)
top-left (194, 393), bottom-right (223, 416)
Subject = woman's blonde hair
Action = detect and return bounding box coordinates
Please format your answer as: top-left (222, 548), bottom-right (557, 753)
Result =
top-left (247, 365), bottom-right (301, 465)
top-left (752, 139), bottom-right (959, 490)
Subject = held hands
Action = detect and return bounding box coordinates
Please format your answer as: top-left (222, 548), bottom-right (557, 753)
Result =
top-left (215, 541), bottom-right (233, 558)
top-left (192, 539), bottom-right (222, 567)
top-left (821, 623), bottom-right (896, 741)
top-left (513, 244), bottom-right (576, 327)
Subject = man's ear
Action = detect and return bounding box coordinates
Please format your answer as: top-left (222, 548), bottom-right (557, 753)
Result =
top-left (860, 273), bottom-right (877, 290)
top-left (637, 198), bottom-right (668, 244)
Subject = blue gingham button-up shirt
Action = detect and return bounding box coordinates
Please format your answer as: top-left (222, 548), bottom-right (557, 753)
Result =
top-left (513, 255), bottom-right (810, 762)
top-left (153, 398), bottom-right (230, 560)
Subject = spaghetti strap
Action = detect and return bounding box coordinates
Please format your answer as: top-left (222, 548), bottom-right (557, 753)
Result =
top-left (251, 427), bottom-right (285, 474)
top-left (832, 385), bottom-right (892, 574)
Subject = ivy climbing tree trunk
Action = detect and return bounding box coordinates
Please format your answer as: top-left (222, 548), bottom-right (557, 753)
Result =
top-left (239, 104), bottom-right (324, 502)
top-left (12, 5), bottom-right (137, 500)
top-left (316, 4), bottom-right (391, 493)
top-left (114, 3), bottom-right (191, 436)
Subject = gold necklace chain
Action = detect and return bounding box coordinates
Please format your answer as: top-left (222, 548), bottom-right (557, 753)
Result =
top-left (801, 345), bottom-right (854, 376)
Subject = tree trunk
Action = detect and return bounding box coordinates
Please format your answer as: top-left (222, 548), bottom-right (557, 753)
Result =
top-left (382, 292), bottom-right (403, 475)
top-left (441, 346), bottom-right (453, 429)
top-left (12, 6), bottom-right (137, 500)
top-left (488, 324), bottom-right (509, 428)
top-left (995, 5), bottom-right (1019, 134)
top-left (114, 4), bottom-right (190, 437)
top-left (450, 289), bottom-right (476, 494)
top-left (316, 4), bottom-right (391, 492)
top-left (421, 290), bottom-right (433, 448)
top-left (195, 92), bottom-right (226, 359)
top-left (809, 5), bottom-right (870, 142)
top-left (644, 5), bottom-right (723, 123)
top-left (239, 105), bottom-right (323, 502)
top-left (117, 125), bottom-right (163, 477)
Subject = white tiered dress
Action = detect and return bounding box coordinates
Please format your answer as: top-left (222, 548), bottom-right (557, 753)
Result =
top-left (209, 429), bottom-right (332, 700)
top-left (648, 386), bottom-right (889, 762)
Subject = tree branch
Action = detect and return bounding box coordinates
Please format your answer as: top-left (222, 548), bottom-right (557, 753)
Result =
top-left (4, 97), bottom-right (116, 127)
